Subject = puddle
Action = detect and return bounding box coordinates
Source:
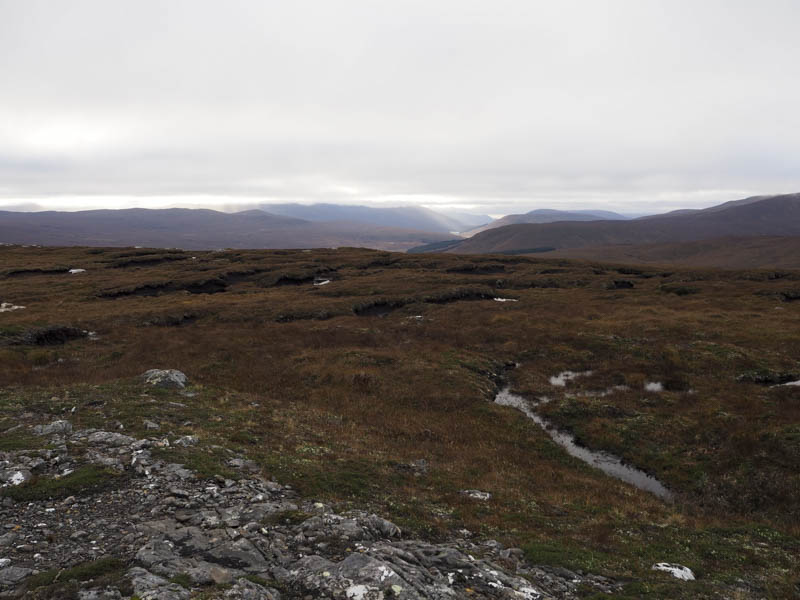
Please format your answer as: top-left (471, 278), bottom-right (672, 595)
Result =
top-left (549, 370), bottom-right (592, 387)
top-left (774, 380), bottom-right (800, 387)
top-left (566, 385), bottom-right (629, 399)
top-left (0, 303), bottom-right (25, 312)
top-left (495, 387), bottom-right (673, 500)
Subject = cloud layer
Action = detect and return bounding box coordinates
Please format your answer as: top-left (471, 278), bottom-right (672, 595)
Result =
top-left (1, 0), bottom-right (799, 214)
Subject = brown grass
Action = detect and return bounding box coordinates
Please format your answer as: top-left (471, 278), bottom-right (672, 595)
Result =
top-left (1, 244), bottom-right (799, 597)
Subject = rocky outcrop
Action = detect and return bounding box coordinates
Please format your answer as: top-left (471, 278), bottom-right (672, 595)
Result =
top-left (141, 369), bottom-right (189, 389)
top-left (0, 419), bottom-right (621, 599)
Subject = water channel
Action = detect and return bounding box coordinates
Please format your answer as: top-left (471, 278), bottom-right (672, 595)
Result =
top-left (494, 386), bottom-right (673, 500)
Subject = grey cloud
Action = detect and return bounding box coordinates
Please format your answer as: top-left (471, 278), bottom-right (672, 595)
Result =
top-left (1, 0), bottom-right (799, 214)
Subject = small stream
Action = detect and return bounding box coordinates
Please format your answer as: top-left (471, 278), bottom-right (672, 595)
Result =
top-left (495, 387), bottom-right (673, 500)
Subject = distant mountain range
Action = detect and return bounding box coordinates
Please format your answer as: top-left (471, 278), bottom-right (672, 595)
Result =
top-left (0, 208), bottom-right (456, 251)
top-left (258, 203), bottom-right (491, 233)
top-left (3, 195), bottom-right (800, 268)
top-left (462, 209), bottom-right (630, 236)
top-left (416, 194), bottom-right (800, 265)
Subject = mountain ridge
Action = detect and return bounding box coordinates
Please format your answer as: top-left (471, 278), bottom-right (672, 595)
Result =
top-left (0, 207), bottom-right (455, 251)
top-left (446, 193), bottom-right (800, 256)
top-left (463, 208), bottom-right (630, 236)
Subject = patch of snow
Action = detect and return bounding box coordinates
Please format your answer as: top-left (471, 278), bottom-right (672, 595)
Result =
top-left (549, 370), bottom-right (592, 387)
top-left (652, 563), bottom-right (695, 581)
top-left (460, 489), bottom-right (491, 501)
top-left (644, 381), bottom-right (664, 392)
top-left (9, 471), bottom-right (28, 486)
top-left (0, 302), bottom-right (25, 312)
top-left (377, 565), bottom-right (396, 581)
top-left (313, 279), bottom-right (331, 286)
top-left (566, 385), bottom-right (629, 399)
top-left (493, 298), bottom-right (518, 302)
top-left (68, 268), bottom-right (86, 274)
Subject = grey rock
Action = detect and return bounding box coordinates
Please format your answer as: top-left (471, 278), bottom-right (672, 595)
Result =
top-left (205, 537), bottom-right (269, 572)
top-left (78, 587), bottom-right (124, 600)
top-left (87, 431), bottom-right (136, 447)
top-left (224, 577), bottom-right (282, 599)
top-left (144, 420), bottom-right (161, 431)
top-left (0, 565), bottom-right (33, 586)
top-left (128, 567), bottom-right (191, 600)
top-left (0, 469), bottom-right (32, 486)
top-left (173, 436), bottom-right (198, 447)
top-left (141, 369), bottom-right (188, 389)
top-left (227, 458), bottom-right (259, 472)
top-left (366, 515), bottom-right (402, 539)
top-left (33, 419), bottom-right (73, 436)
top-left (651, 563), bottom-right (695, 581)
top-left (460, 489), bottom-right (492, 501)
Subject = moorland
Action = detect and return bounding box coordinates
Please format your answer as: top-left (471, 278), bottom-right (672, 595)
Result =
top-left (1, 244), bottom-right (799, 598)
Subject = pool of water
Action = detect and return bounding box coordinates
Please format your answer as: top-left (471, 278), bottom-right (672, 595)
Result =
top-left (495, 387), bottom-right (673, 500)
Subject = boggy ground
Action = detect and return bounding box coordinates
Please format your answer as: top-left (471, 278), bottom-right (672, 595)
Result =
top-left (0, 245), bottom-right (799, 598)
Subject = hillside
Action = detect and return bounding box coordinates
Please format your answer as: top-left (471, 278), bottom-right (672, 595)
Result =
top-left (463, 208), bottom-right (630, 237)
top-left (446, 194), bottom-right (800, 261)
top-left (550, 236), bottom-right (800, 269)
top-left (258, 203), bottom-right (485, 233)
top-left (0, 208), bottom-right (456, 251)
top-left (0, 245), bottom-right (798, 598)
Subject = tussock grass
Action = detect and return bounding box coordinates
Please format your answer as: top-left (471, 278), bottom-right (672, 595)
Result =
top-left (1, 465), bottom-right (123, 501)
top-left (24, 557), bottom-right (131, 599)
top-left (1, 244), bottom-right (799, 597)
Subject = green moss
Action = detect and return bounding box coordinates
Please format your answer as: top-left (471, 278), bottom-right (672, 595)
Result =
top-left (24, 557), bottom-right (131, 599)
top-left (151, 446), bottom-right (237, 480)
top-left (0, 430), bottom-right (40, 451)
top-left (169, 573), bottom-right (192, 589)
top-left (1, 465), bottom-right (122, 501)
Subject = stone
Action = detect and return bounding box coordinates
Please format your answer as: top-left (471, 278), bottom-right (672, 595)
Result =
top-left (652, 563), bottom-right (696, 581)
top-left (87, 431), bottom-right (136, 447)
top-left (78, 587), bottom-right (124, 600)
top-left (209, 565), bottom-right (233, 585)
top-left (1, 469), bottom-right (32, 486)
top-left (141, 369), bottom-right (189, 389)
top-left (224, 578), bottom-right (281, 599)
top-left (128, 567), bottom-right (191, 600)
top-left (0, 565), bottom-right (33, 586)
top-left (33, 419), bottom-right (73, 436)
top-left (144, 420), bottom-right (161, 431)
top-left (460, 489), bottom-right (492, 501)
top-left (173, 436), bottom-right (198, 447)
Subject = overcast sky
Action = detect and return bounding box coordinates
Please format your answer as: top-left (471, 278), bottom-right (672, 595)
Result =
top-left (1, 0), bottom-right (799, 216)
